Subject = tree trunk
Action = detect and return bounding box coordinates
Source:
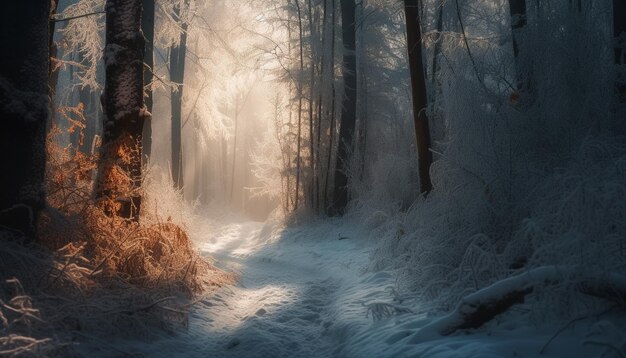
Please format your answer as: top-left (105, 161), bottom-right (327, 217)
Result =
top-left (170, 3), bottom-right (188, 191)
top-left (315, 0), bottom-right (329, 213)
top-left (230, 98), bottom-right (239, 203)
top-left (410, 266), bottom-right (626, 342)
top-left (404, 0), bottom-right (433, 194)
top-left (508, 0), bottom-right (533, 101)
top-left (615, 0), bottom-right (626, 105)
top-left (142, 0), bottom-right (155, 163)
top-left (48, 0), bottom-right (60, 132)
top-left (330, 0), bottom-right (357, 215)
top-left (96, 0), bottom-right (147, 220)
top-left (78, 83), bottom-right (96, 154)
top-left (430, 2), bottom-right (443, 99)
top-left (308, 0), bottom-right (316, 210)
top-left (323, 0), bottom-right (336, 213)
top-left (295, 0), bottom-right (305, 210)
top-left (0, 1), bottom-right (50, 240)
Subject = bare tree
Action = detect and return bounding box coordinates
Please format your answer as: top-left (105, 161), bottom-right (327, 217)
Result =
top-left (294, 0), bottom-right (305, 210)
top-left (142, 0), bottom-right (155, 162)
top-left (404, 0), bottom-right (433, 194)
top-left (508, 0), bottom-right (533, 102)
top-left (330, 0), bottom-right (357, 215)
top-left (615, 0), bottom-right (626, 105)
top-left (170, 0), bottom-right (189, 190)
top-left (96, 0), bottom-right (148, 220)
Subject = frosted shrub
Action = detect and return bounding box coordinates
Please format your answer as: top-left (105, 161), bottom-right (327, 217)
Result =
top-left (367, 0), bottom-right (621, 315)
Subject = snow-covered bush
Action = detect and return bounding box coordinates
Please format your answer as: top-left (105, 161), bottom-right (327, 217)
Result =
top-left (362, 0), bottom-right (621, 316)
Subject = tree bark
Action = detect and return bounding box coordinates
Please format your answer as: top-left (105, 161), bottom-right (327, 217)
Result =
top-left (615, 0), bottom-right (626, 105)
top-left (78, 82), bottom-right (96, 154)
top-left (330, 0), bottom-right (357, 215)
top-left (404, 0), bottom-right (433, 194)
top-left (170, 2), bottom-right (188, 190)
top-left (96, 0), bottom-right (147, 220)
top-left (48, 0), bottom-right (60, 131)
top-left (508, 0), bottom-right (533, 103)
top-left (295, 0), bottom-right (305, 210)
top-left (307, 0), bottom-right (316, 210)
top-left (0, 1), bottom-right (50, 240)
top-left (142, 0), bottom-right (155, 163)
top-left (230, 98), bottom-right (239, 203)
top-left (323, 0), bottom-right (336, 213)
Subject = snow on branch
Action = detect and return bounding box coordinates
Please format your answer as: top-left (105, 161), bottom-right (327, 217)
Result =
top-left (410, 266), bottom-right (626, 343)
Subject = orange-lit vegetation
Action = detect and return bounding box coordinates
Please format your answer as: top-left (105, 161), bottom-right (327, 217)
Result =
top-left (0, 109), bottom-right (232, 355)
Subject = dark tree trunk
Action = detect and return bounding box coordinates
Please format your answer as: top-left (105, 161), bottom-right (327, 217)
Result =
top-left (48, 0), bottom-right (60, 131)
top-left (430, 3), bottom-right (443, 99)
top-left (78, 84), bottom-right (96, 153)
top-left (308, 0), bottom-right (316, 210)
top-left (508, 0), bottom-right (533, 102)
top-left (295, 0), bottom-right (304, 210)
top-left (142, 0), bottom-right (155, 162)
top-left (170, 2), bottom-right (188, 190)
top-left (323, 0), bottom-right (336, 212)
top-left (330, 0), bottom-right (357, 215)
top-left (315, 0), bottom-right (329, 213)
top-left (615, 0), bottom-right (626, 105)
top-left (0, 1), bottom-right (50, 239)
top-left (96, 0), bottom-right (147, 220)
top-left (404, 0), bottom-right (433, 194)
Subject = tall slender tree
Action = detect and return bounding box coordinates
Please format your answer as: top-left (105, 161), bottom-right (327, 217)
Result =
top-left (294, 0), bottom-right (305, 210)
top-left (330, 0), bottom-right (357, 215)
top-left (615, 0), bottom-right (626, 105)
top-left (170, 1), bottom-right (189, 190)
top-left (404, 0), bottom-right (433, 194)
top-left (323, 0), bottom-right (337, 212)
top-left (142, 0), bottom-right (155, 162)
top-left (49, 0), bottom-right (61, 100)
top-left (0, 1), bottom-right (50, 239)
top-left (96, 0), bottom-right (148, 220)
top-left (508, 0), bottom-right (533, 102)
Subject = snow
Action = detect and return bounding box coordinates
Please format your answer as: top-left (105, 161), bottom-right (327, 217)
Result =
top-left (75, 212), bottom-right (626, 357)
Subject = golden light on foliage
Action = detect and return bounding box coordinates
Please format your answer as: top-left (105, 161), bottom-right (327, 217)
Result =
top-left (0, 118), bottom-right (235, 354)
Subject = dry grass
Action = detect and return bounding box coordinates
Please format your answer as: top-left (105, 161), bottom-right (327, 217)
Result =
top-left (0, 117), bottom-right (233, 356)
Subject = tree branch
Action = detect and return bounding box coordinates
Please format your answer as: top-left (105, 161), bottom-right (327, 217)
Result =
top-left (51, 11), bottom-right (105, 24)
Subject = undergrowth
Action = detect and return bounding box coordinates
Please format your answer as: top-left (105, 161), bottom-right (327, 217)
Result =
top-left (0, 114), bottom-right (232, 356)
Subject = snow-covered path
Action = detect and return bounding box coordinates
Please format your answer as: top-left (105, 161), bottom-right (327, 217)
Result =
top-left (87, 216), bottom-right (617, 357)
top-left (114, 216), bottom-right (401, 357)
top-left (189, 218), bottom-right (374, 357)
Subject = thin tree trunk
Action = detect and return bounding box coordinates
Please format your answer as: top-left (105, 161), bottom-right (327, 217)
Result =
top-left (323, 0), bottom-right (336, 212)
top-left (142, 0), bottom-right (155, 162)
top-left (230, 97), bottom-right (239, 203)
top-left (315, 0), bottom-right (329, 213)
top-left (170, 2), bottom-right (188, 190)
top-left (431, 2), bottom-right (443, 99)
top-left (330, 0), bottom-right (357, 215)
top-left (404, 0), bottom-right (433, 194)
top-left (307, 0), bottom-right (316, 210)
top-left (295, 0), bottom-right (305, 210)
top-left (48, 0), bottom-right (60, 132)
top-left (0, 0), bottom-right (50, 239)
top-left (221, 136), bottom-right (228, 194)
top-left (615, 0), bottom-right (626, 105)
top-left (96, 0), bottom-right (147, 220)
top-left (508, 0), bottom-right (533, 101)
top-left (78, 84), bottom-right (95, 153)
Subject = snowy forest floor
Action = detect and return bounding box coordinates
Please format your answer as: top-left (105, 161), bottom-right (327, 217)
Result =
top-left (76, 212), bottom-right (626, 357)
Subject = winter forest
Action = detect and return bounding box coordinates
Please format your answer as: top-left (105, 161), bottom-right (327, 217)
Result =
top-left (1, 0), bottom-right (626, 356)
